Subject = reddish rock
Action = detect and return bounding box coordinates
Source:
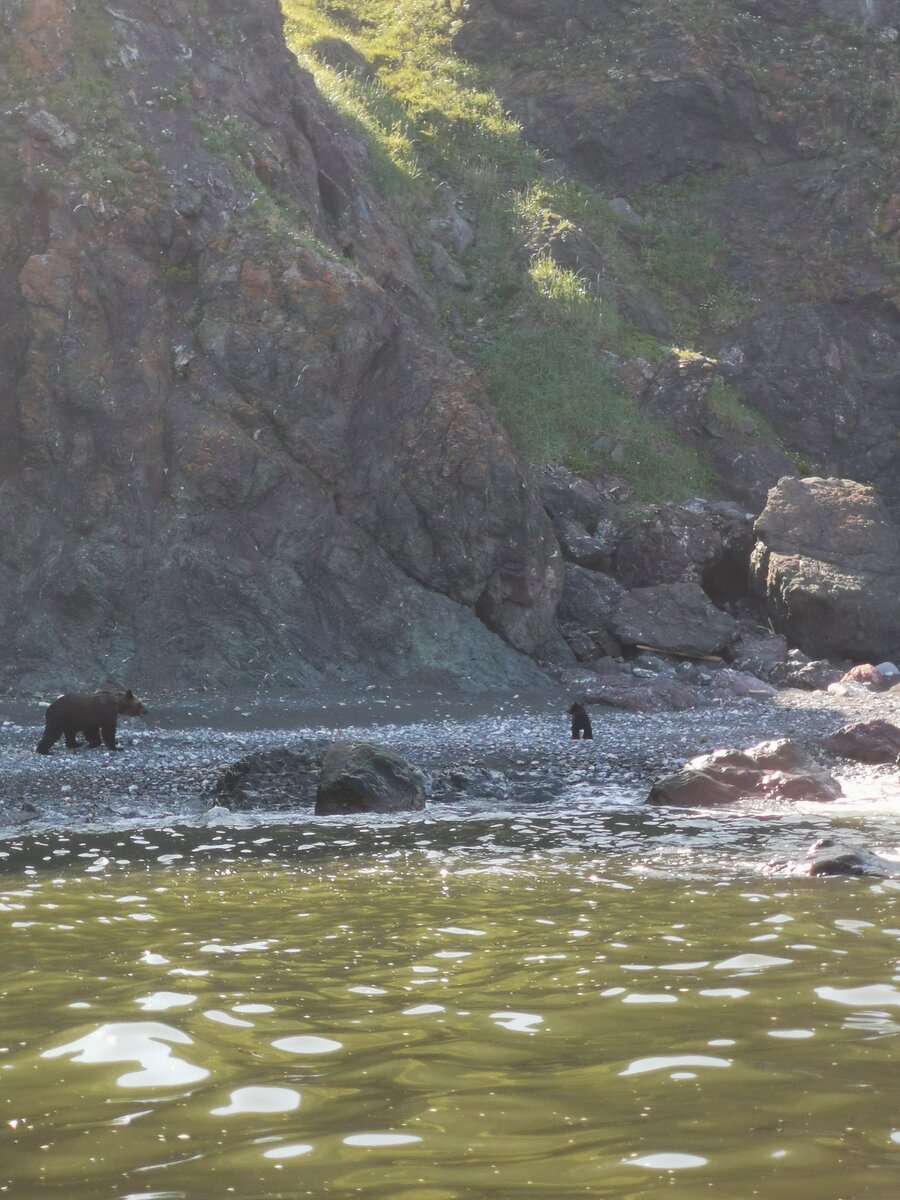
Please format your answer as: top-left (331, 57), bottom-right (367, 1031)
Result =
top-left (822, 720), bottom-right (900, 764)
top-left (648, 739), bottom-right (842, 806)
top-left (839, 664), bottom-right (887, 690)
top-left (0, 0), bottom-right (562, 691)
top-left (14, 0), bottom-right (73, 77)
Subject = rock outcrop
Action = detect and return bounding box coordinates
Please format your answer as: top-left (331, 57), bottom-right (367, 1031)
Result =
top-left (750, 477), bottom-right (900, 663)
top-left (454, 1), bottom-right (900, 512)
top-left (0, 0), bottom-right (561, 693)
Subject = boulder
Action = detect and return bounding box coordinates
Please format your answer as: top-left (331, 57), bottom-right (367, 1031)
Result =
top-left (609, 581), bottom-right (738, 657)
top-left (822, 720), bottom-right (900, 764)
top-left (769, 659), bottom-right (843, 690)
top-left (556, 565), bottom-right (626, 661)
top-left (750, 477), bottom-right (900, 663)
top-left (534, 464), bottom-right (612, 532)
top-left (552, 514), bottom-right (617, 570)
top-left (805, 838), bottom-right (900, 879)
top-left (707, 667), bottom-right (777, 700)
top-left (730, 627), bottom-right (789, 679)
top-left (648, 739), bottom-right (842, 806)
top-left (612, 500), bottom-right (753, 598)
top-left (214, 745), bottom-right (322, 809)
top-left (584, 675), bottom-right (702, 712)
top-left (839, 663), bottom-right (888, 690)
top-left (315, 740), bottom-right (426, 815)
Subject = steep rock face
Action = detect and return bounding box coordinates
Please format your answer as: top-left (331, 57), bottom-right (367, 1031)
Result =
top-left (454, 0), bottom-right (900, 511)
top-left (0, 0), bottom-right (561, 691)
top-left (750, 476), bottom-right (900, 662)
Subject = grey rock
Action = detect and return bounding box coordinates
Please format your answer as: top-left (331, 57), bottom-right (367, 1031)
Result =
top-left (751, 476), bottom-right (900, 663)
top-left (315, 740), bottom-right (426, 814)
top-left (551, 514), bottom-right (616, 569)
top-left (24, 110), bottom-right (78, 152)
top-left (429, 242), bottom-right (469, 288)
top-left (214, 744), bottom-right (322, 809)
top-left (769, 659), bottom-right (843, 691)
top-left (805, 838), bottom-right (900, 879)
top-left (610, 581), bottom-right (738, 657)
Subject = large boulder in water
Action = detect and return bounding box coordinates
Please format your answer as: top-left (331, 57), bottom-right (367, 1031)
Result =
top-left (805, 838), bottom-right (900, 879)
top-left (647, 739), bottom-right (842, 806)
top-left (316, 740), bottom-right (426, 815)
top-left (214, 745), bottom-right (322, 809)
top-left (750, 477), bottom-right (900, 663)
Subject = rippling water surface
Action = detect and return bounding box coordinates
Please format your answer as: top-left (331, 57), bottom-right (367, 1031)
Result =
top-left (4, 805), bottom-right (900, 1199)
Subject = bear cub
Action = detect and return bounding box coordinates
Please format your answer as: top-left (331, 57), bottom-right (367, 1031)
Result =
top-left (36, 689), bottom-right (148, 755)
top-left (569, 701), bottom-right (593, 740)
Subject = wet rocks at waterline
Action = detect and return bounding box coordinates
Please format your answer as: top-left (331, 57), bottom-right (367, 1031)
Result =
top-left (803, 838), bottom-right (900, 879)
top-left (647, 739), bottom-right (843, 807)
top-left (211, 740), bottom-right (428, 813)
top-left (316, 740), bottom-right (427, 814)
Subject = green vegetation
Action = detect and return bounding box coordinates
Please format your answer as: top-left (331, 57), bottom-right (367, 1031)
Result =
top-left (280, 0), bottom-right (742, 500)
top-left (705, 374), bottom-right (775, 439)
top-left (159, 261), bottom-right (199, 287)
top-left (18, 0), bottom-right (164, 207)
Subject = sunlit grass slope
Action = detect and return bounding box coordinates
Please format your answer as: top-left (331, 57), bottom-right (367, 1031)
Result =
top-left (281, 0), bottom-right (729, 500)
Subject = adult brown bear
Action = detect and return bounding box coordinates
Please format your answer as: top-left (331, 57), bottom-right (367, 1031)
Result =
top-left (36, 690), bottom-right (148, 755)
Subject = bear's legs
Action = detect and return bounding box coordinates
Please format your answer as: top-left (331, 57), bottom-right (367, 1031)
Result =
top-left (36, 718), bottom-right (63, 755)
top-left (83, 726), bottom-right (102, 749)
top-left (100, 719), bottom-right (119, 751)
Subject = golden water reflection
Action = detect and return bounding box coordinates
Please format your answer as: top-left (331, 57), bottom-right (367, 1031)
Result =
top-left (3, 833), bottom-right (900, 1198)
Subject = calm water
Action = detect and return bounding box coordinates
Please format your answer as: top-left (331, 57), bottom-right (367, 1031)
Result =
top-left (4, 807), bottom-right (900, 1199)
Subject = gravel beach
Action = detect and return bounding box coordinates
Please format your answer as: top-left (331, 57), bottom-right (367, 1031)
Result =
top-left (1, 684), bottom-right (897, 838)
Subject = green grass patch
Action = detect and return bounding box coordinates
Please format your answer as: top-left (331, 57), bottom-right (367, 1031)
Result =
top-left (279, 0), bottom-right (747, 499)
top-left (705, 373), bottom-right (775, 438)
top-left (483, 322), bottom-right (716, 500)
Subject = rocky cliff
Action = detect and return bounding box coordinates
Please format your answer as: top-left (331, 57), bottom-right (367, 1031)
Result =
top-left (0, 0), bottom-right (561, 693)
top-left (453, 0), bottom-right (899, 506)
top-left (0, 0), bottom-right (897, 696)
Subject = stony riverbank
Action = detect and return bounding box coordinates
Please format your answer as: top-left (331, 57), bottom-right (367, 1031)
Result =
top-left (0, 683), bottom-right (897, 839)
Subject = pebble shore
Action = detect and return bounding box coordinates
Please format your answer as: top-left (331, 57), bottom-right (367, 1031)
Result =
top-left (1, 684), bottom-right (897, 838)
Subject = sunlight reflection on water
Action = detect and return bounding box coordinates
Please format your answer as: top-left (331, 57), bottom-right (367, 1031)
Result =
top-left (6, 809), bottom-right (900, 1199)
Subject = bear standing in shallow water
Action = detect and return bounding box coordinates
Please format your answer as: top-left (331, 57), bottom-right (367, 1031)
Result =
top-left (36, 690), bottom-right (148, 754)
top-left (569, 701), bottom-right (593, 740)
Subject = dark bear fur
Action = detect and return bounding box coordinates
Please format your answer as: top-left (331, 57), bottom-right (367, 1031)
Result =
top-left (36, 689), bottom-right (148, 755)
top-left (569, 701), bottom-right (593, 740)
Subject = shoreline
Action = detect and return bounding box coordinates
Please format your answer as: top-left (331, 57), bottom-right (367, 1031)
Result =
top-left (1, 684), bottom-right (897, 842)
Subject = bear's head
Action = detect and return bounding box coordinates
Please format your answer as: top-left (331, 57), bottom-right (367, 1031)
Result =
top-left (118, 689), bottom-right (148, 717)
